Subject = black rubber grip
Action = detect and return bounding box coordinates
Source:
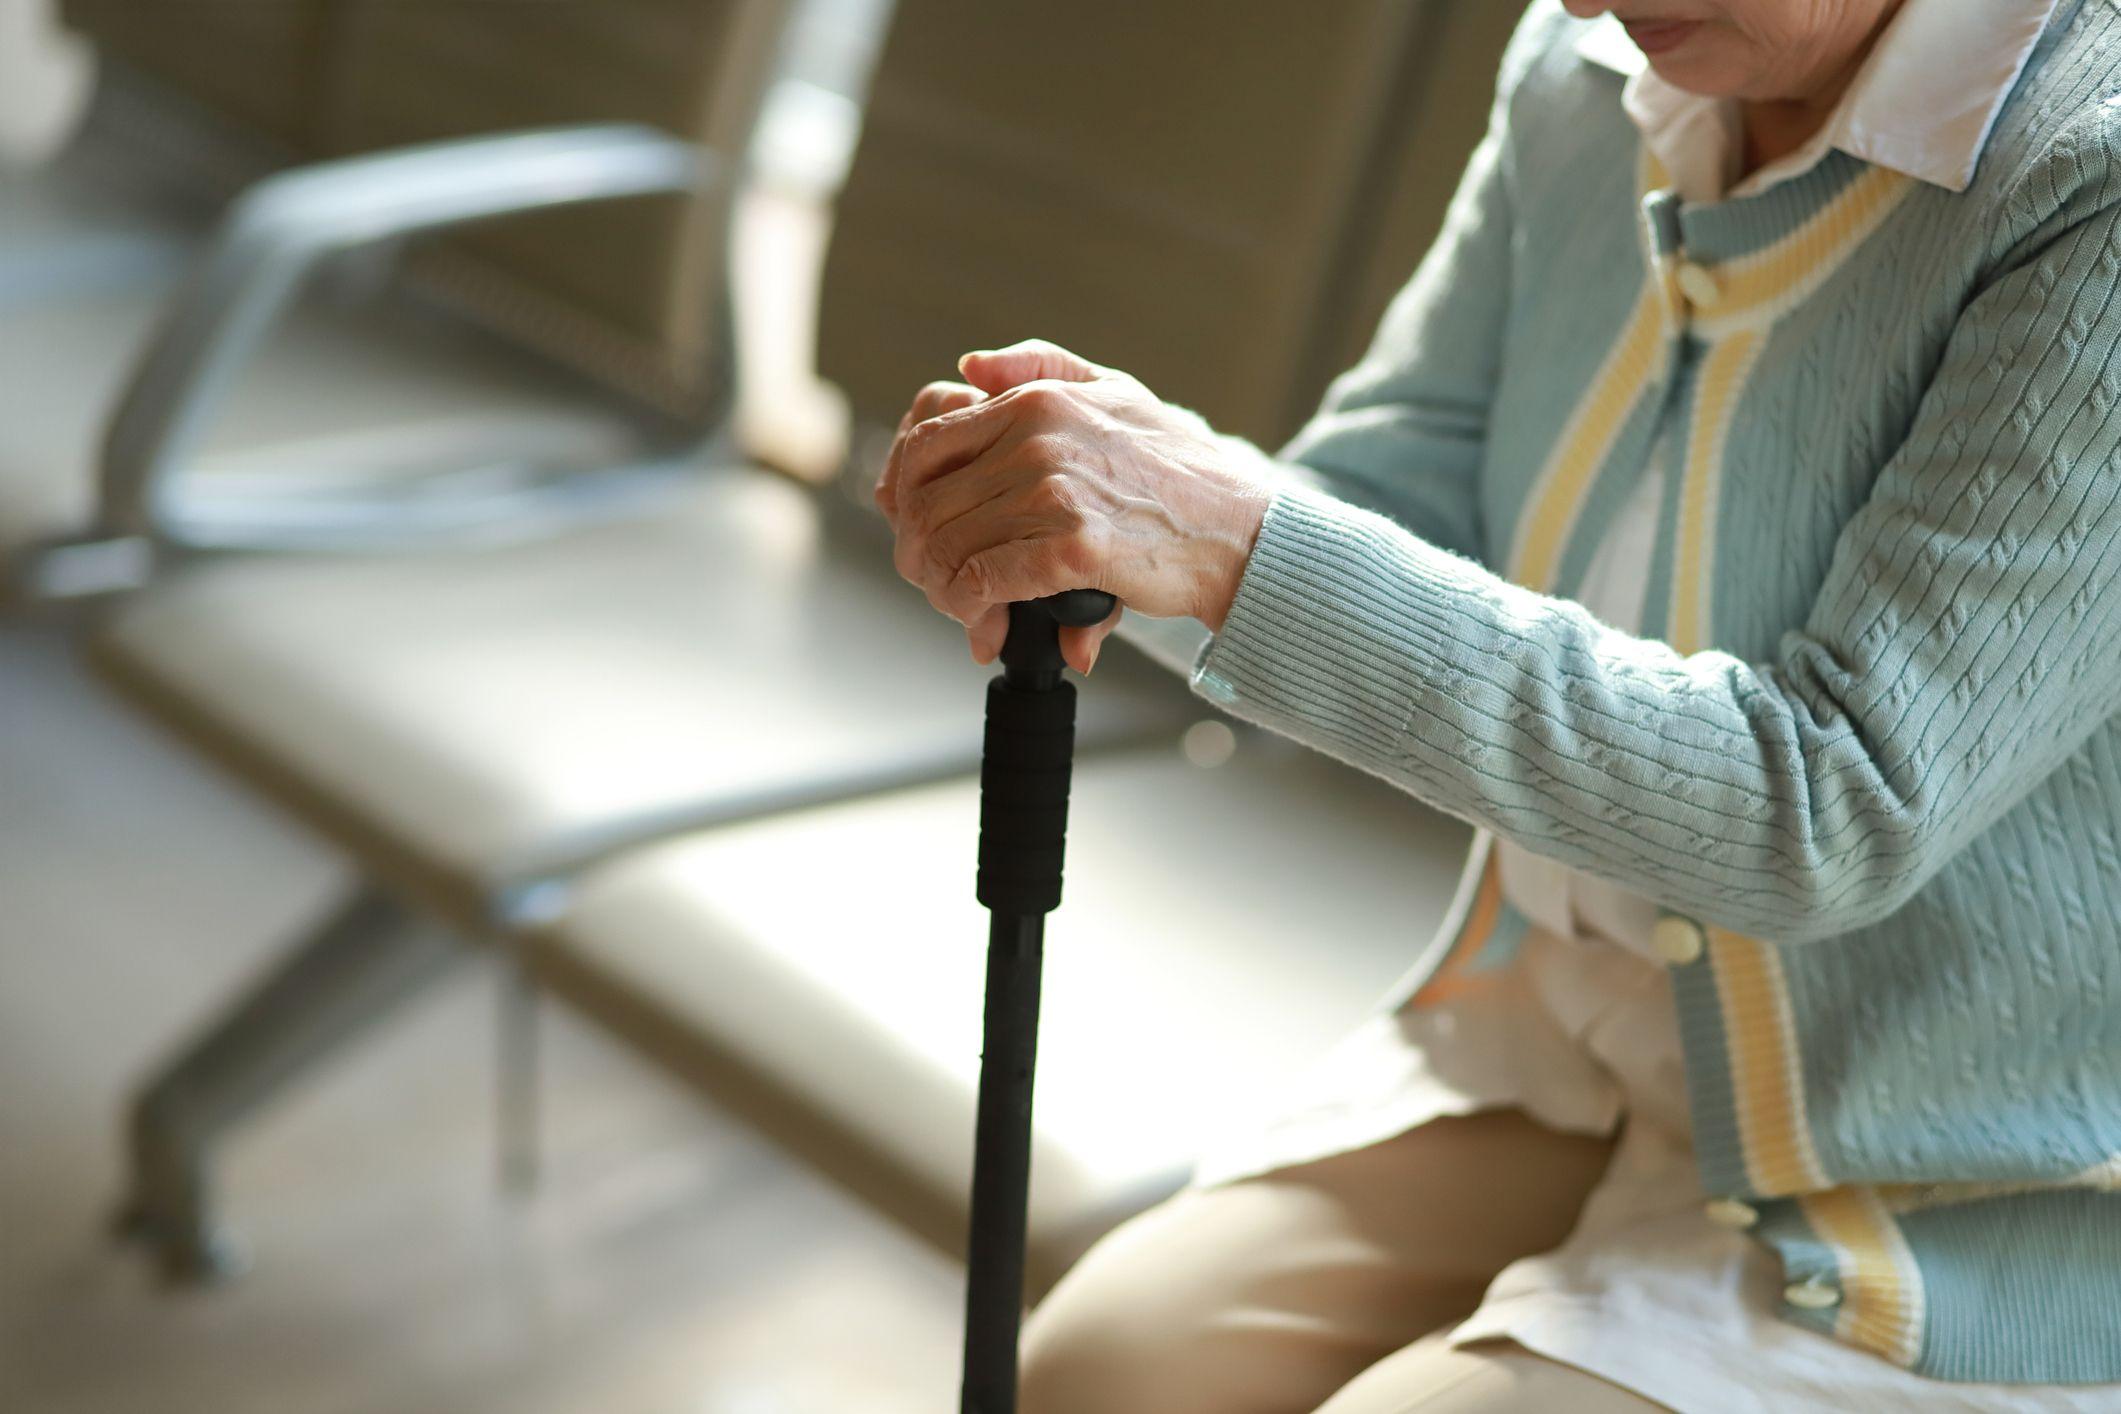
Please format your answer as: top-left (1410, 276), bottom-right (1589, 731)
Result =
top-left (975, 678), bottom-right (1079, 915)
top-left (1041, 588), bottom-right (1117, 628)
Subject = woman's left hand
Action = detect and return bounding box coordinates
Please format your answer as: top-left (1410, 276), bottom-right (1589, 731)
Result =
top-left (876, 339), bottom-right (1273, 673)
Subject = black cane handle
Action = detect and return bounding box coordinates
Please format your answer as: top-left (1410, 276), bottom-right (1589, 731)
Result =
top-left (976, 591), bottom-right (1111, 917)
top-left (1041, 588), bottom-right (1118, 627)
top-left (998, 590), bottom-right (1117, 688)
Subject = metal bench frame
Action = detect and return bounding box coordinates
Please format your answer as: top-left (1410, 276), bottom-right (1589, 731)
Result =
top-left (25, 122), bottom-right (725, 602)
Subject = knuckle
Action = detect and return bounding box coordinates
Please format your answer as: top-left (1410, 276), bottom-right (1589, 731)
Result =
top-left (1024, 475), bottom-right (1086, 527)
top-left (1021, 475), bottom-right (1068, 517)
top-left (953, 551), bottom-right (999, 601)
top-left (1052, 534), bottom-right (1098, 579)
top-left (907, 413), bottom-right (953, 453)
top-left (1013, 381), bottom-right (1062, 416)
top-left (914, 381), bottom-right (958, 417)
top-left (900, 479), bottom-right (940, 529)
top-left (922, 529), bottom-right (967, 588)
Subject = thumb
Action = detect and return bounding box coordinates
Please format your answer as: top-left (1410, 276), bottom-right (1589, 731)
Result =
top-left (958, 338), bottom-right (1105, 395)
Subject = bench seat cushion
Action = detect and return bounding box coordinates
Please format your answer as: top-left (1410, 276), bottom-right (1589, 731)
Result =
top-left (88, 469), bottom-right (1187, 928)
top-left (526, 737), bottom-right (1470, 1287)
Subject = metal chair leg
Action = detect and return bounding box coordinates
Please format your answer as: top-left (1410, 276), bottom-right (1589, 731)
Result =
top-left (115, 884), bottom-right (464, 1283)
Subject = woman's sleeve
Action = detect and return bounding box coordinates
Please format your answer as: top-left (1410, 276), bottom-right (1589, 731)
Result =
top-left (1192, 192), bottom-right (2121, 944)
top-left (1270, 36), bottom-right (1520, 561)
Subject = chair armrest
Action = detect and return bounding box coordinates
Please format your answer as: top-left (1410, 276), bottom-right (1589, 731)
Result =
top-left (93, 122), bottom-right (717, 541)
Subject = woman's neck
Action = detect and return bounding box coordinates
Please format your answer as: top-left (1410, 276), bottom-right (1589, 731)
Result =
top-left (1738, 4), bottom-right (1902, 177)
top-left (1741, 91), bottom-right (1844, 174)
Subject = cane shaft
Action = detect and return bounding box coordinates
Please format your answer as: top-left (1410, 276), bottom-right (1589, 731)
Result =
top-left (960, 913), bottom-right (1044, 1414)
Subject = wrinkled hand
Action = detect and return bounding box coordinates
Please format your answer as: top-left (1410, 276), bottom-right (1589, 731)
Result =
top-left (876, 339), bottom-right (1273, 673)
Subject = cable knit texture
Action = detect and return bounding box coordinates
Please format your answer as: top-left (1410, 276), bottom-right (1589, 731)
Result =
top-left (1192, 0), bottom-right (2121, 1383)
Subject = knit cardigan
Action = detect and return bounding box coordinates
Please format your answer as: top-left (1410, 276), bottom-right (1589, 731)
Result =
top-left (1189, 0), bottom-right (2121, 1384)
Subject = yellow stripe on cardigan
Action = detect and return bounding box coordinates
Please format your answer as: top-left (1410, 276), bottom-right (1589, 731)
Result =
top-left (1505, 150), bottom-right (1672, 593)
top-left (1505, 286), bottom-right (1665, 591)
top-left (1695, 167), bottom-right (1912, 337)
top-left (1667, 169), bottom-right (1912, 1234)
top-left (1799, 1186), bottom-right (1926, 1368)
top-left (1707, 931), bottom-right (1829, 1195)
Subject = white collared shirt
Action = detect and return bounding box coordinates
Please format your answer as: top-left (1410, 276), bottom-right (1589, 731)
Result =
top-left (1577, 0), bottom-right (2058, 204)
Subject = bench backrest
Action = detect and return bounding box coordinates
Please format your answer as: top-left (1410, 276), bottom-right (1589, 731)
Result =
top-left (817, 0), bottom-right (1520, 451)
top-left (62, 0), bottom-right (794, 418)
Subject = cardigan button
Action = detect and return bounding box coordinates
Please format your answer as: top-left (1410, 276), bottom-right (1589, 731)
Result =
top-left (1784, 1277), bottom-right (1842, 1310)
top-left (1652, 915), bottom-right (1707, 966)
top-left (1676, 260), bottom-right (1723, 309)
top-left (1704, 1197), bottom-right (1760, 1229)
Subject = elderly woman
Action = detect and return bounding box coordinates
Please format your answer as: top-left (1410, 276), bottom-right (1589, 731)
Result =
top-left (878, 0), bottom-right (2121, 1409)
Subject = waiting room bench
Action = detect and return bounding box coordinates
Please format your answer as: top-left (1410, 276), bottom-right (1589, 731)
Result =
top-left (44, 0), bottom-right (1517, 1284)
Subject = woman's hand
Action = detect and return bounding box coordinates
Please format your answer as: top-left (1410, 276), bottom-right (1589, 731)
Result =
top-left (875, 339), bottom-right (1274, 673)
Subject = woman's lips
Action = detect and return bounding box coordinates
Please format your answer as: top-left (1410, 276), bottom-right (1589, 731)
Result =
top-left (1624, 18), bottom-right (1702, 55)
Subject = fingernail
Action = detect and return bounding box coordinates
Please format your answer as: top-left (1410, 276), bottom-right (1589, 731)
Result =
top-left (1084, 643), bottom-right (1099, 675)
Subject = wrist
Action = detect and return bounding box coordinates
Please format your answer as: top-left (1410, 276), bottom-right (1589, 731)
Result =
top-left (1196, 481), bottom-right (1271, 633)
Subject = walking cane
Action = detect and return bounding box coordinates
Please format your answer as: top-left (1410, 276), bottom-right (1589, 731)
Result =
top-left (960, 587), bottom-right (1117, 1414)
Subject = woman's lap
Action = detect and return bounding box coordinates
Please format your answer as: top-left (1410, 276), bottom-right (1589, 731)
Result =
top-left (1018, 1108), bottom-right (1624, 1414)
top-left (1313, 1334), bottom-right (1668, 1413)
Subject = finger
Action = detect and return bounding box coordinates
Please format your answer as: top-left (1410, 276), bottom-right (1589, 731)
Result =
top-left (904, 439), bottom-right (1047, 547)
top-left (877, 381), bottom-right (987, 520)
top-left (966, 604), bottom-right (1010, 665)
top-left (893, 453), bottom-right (1033, 587)
top-left (877, 411), bottom-right (915, 521)
top-left (932, 534), bottom-right (1094, 627)
top-left (912, 380), bottom-right (984, 423)
top-left (958, 338), bottom-right (1106, 396)
top-left (895, 392), bottom-right (1028, 504)
top-left (1058, 603), bottom-right (1123, 675)
top-left (911, 511), bottom-right (1055, 617)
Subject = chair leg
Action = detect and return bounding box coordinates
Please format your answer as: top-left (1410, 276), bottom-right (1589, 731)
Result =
top-left (115, 884), bottom-right (464, 1284)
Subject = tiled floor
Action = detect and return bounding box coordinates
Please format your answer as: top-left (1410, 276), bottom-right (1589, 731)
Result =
top-left (0, 623), bottom-right (961, 1413)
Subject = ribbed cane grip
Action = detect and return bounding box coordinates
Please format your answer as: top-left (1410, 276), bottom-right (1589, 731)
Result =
top-left (975, 678), bottom-right (1079, 915)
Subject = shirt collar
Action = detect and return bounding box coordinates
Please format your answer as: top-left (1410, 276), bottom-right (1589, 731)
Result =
top-left (1574, 0), bottom-right (2058, 201)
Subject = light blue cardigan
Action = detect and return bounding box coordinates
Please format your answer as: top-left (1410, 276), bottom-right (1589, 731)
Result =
top-left (1188, 0), bottom-right (2121, 1383)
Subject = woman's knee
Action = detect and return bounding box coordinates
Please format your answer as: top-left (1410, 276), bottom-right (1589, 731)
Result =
top-left (1016, 1183), bottom-right (1386, 1414)
top-left (1018, 1195), bottom-right (1315, 1414)
top-left (1017, 1196), bottom-right (1239, 1414)
top-left (1016, 1267), bottom-right (1194, 1414)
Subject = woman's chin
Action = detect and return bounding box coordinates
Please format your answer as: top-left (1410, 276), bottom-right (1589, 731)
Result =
top-left (1641, 48), bottom-right (1754, 101)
